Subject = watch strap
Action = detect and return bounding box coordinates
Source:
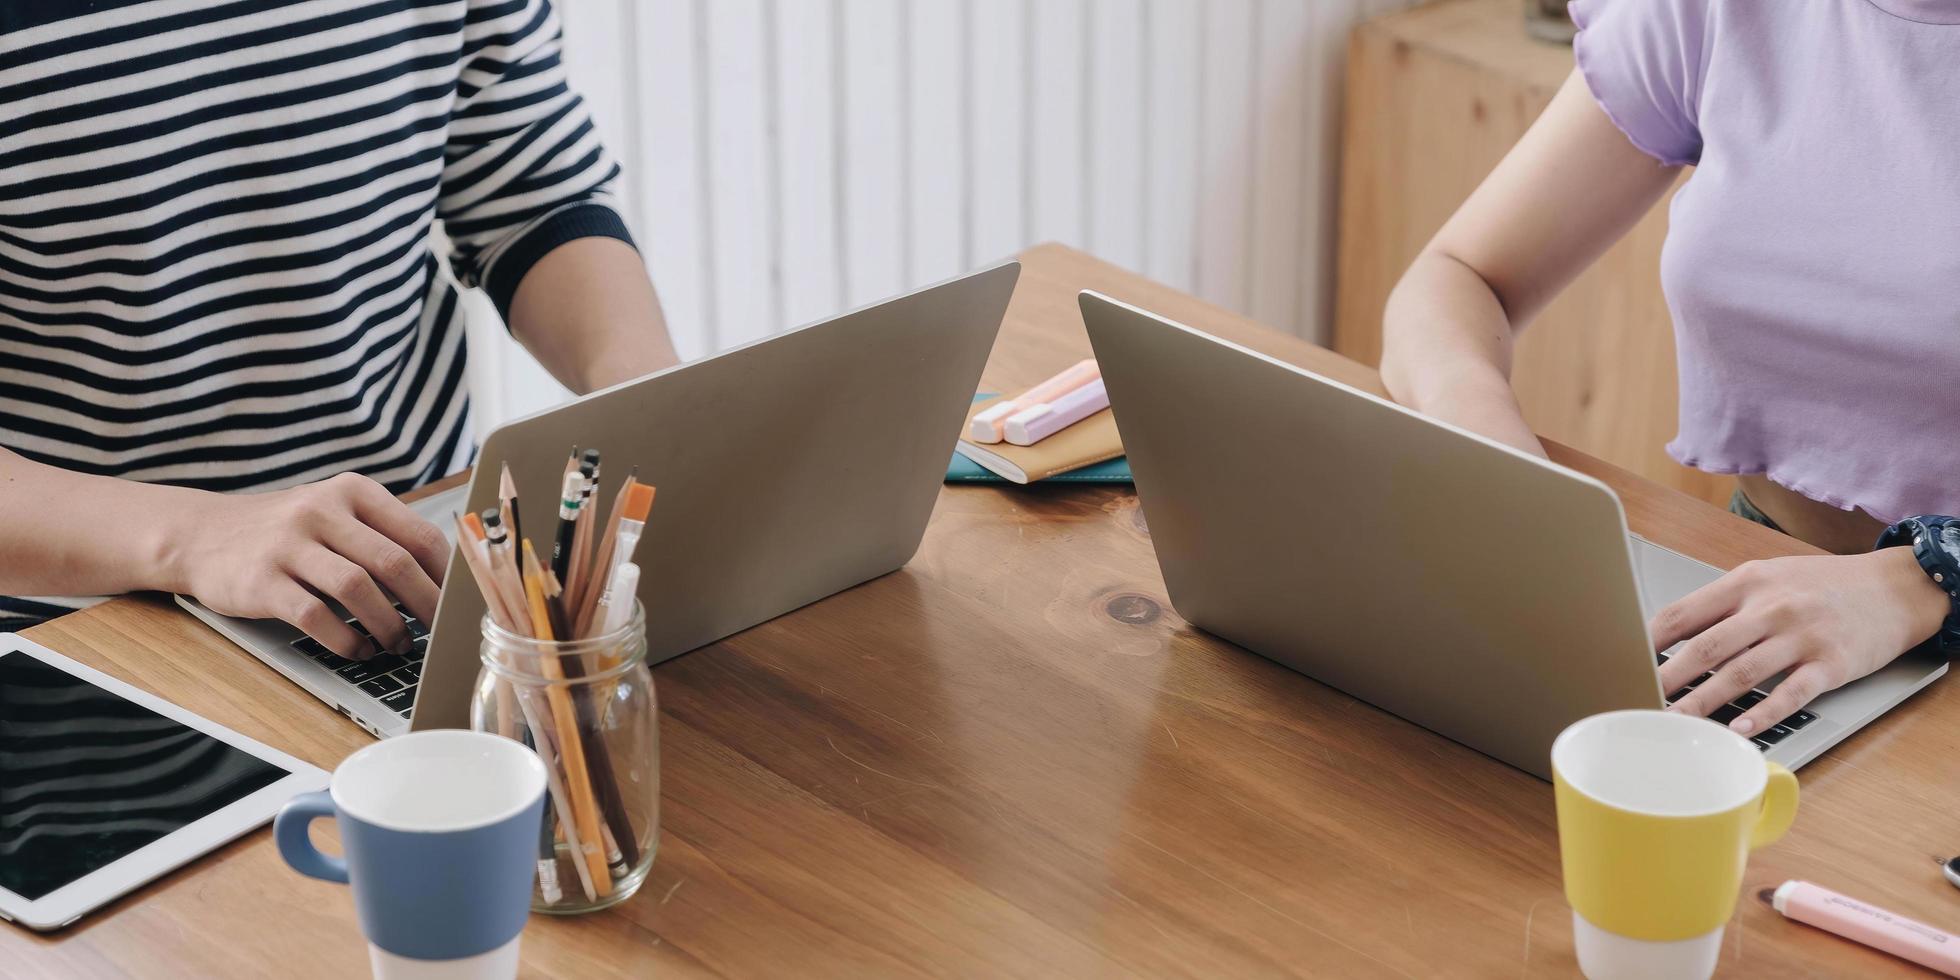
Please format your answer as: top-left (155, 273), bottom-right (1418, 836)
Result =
top-left (1876, 516), bottom-right (1960, 655)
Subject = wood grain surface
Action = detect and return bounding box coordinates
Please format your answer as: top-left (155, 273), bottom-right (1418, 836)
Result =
top-left (9, 244), bottom-right (1954, 978)
top-left (1333, 0), bottom-right (1727, 508)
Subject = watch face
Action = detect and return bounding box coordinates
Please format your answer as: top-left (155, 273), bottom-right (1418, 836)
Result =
top-left (1947, 855), bottom-right (1960, 890)
top-left (1940, 525), bottom-right (1960, 559)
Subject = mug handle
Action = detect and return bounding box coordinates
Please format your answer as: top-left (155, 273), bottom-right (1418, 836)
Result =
top-left (274, 790), bottom-right (350, 884)
top-left (1750, 761), bottom-right (1799, 848)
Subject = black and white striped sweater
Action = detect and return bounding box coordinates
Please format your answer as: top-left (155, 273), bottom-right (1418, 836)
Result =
top-left (0, 0), bottom-right (633, 628)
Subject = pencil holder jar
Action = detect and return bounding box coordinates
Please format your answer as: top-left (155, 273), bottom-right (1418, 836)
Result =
top-left (472, 602), bottom-right (659, 915)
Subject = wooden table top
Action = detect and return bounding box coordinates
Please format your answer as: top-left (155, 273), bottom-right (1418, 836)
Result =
top-left (11, 244), bottom-right (1956, 978)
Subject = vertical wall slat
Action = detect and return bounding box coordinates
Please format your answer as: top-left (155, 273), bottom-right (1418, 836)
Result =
top-left (839, 0), bottom-right (907, 307)
top-left (702, 0), bottom-right (775, 347)
top-left (1294, 0), bottom-right (1367, 344)
top-left (773, 0), bottom-right (843, 327)
top-left (1194, 0), bottom-right (1256, 312)
top-left (632, 0), bottom-right (713, 361)
top-left (965, 0), bottom-right (1028, 267)
top-left (905, 0), bottom-right (967, 288)
top-left (1085, 0), bottom-right (1146, 274)
top-left (1028, 0), bottom-right (1088, 250)
top-left (485, 0), bottom-right (1406, 429)
top-left (1141, 0), bottom-right (1202, 292)
top-left (1245, 0), bottom-right (1316, 335)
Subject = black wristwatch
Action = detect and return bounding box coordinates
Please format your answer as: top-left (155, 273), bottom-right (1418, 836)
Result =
top-left (1875, 515), bottom-right (1960, 656)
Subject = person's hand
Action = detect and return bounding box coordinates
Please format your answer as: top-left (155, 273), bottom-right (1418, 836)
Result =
top-left (161, 474), bottom-right (448, 660)
top-left (1655, 548), bottom-right (1948, 735)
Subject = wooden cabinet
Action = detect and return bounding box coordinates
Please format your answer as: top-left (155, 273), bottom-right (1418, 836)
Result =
top-left (1333, 0), bottom-right (1728, 506)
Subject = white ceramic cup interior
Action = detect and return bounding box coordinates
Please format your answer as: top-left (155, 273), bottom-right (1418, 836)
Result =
top-left (332, 730), bottom-right (546, 833)
top-left (1551, 709), bottom-right (1764, 817)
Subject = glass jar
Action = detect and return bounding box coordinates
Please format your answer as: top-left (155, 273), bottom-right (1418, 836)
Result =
top-left (472, 602), bottom-right (658, 914)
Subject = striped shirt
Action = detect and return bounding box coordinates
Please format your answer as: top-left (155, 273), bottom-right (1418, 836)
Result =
top-left (0, 0), bottom-right (633, 628)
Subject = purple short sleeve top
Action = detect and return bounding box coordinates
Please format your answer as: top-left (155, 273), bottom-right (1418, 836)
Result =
top-left (1569, 0), bottom-right (1960, 523)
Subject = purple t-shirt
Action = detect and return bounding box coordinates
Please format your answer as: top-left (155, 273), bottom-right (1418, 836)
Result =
top-left (1570, 0), bottom-right (1960, 524)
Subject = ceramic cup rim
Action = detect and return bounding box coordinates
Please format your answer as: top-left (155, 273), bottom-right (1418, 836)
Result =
top-left (330, 729), bottom-right (546, 834)
top-left (1551, 709), bottom-right (1766, 818)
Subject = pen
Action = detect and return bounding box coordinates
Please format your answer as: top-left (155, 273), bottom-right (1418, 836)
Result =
top-left (1763, 880), bottom-right (1960, 977)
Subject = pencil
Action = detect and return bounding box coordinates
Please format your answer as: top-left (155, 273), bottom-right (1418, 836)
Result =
top-left (567, 453), bottom-right (599, 612)
top-left (573, 475), bottom-right (638, 637)
top-left (536, 550), bottom-right (640, 874)
top-left (516, 692), bottom-right (598, 903)
top-left (521, 540), bottom-right (614, 896)
top-left (452, 512), bottom-right (513, 630)
top-left (480, 509), bottom-right (533, 636)
top-left (499, 463), bottom-right (523, 549)
top-left (550, 470), bottom-right (582, 586)
top-left (454, 513), bottom-right (522, 745)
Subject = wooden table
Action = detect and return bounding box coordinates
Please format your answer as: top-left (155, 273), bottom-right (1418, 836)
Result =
top-left (10, 245), bottom-right (1955, 978)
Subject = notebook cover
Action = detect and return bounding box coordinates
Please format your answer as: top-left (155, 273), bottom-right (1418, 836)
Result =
top-left (946, 452), bottom-right (1131, 484)
top-left (953, 393), bottom-right (1125, 484)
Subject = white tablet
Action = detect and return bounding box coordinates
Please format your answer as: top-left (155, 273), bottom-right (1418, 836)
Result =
top-left (0, 635), bottom-right (328, 931)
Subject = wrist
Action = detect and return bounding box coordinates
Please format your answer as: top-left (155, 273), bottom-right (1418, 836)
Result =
top-left (1872, 545), bottom-right (1951, 644)
top-left (145, 484), bottom-right (222, 596)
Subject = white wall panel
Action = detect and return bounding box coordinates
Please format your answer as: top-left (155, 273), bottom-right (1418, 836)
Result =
top-left (1139, 0), bottom-right (1202, 294)
top-left (839, 0), bottom-right (907, 308)
top-left (476, 0), bottom-right (1414, 428)
top-left (965, 0), bottom-right (1029, 268)
top-left (1084, 0), bottom-right (1146, 274)
top-left (903, 0), bottom-right (966, 287)
top-left (772, 0), bottom-right (844, 327)
top-left (701, 0), bottom-right (775, 346)
top-left (1028, 0), bottom-right (1088, 251)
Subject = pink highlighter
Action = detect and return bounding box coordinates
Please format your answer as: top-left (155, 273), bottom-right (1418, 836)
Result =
top-left (968, 359), bottom-right (1101, 443)
top-left (1002, 378), bottom-right (1108, 446)
top-left (1766, 880), bottom-right (1960, 977)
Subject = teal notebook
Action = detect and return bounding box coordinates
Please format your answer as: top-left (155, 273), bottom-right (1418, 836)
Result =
top-left (945, 394), bottom-right (1132, 484)
top-left (945, 452), bottom-right (1131, 484)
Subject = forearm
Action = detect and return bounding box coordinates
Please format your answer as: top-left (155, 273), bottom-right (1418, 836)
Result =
top-left (506, 237), bottom-right (682, 394)
top-left (0, 450), bottom-right (204, 597)
top-left (1380, 250), bottom-right (1546, 457)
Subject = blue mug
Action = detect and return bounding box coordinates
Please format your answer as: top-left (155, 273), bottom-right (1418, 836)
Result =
top-left (275, 730), bottom-right (546, 979)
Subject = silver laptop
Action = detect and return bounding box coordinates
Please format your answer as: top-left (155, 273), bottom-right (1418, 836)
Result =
top-left (178, 263), bottom-right (1021, 738)
top-left (1079, 292), bottom-right (1946, 778)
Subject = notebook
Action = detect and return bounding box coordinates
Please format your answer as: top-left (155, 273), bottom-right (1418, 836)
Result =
top-left (945, 452), bottom-right (1132, 484)
top-left (953, 393), bottom-right (1125, 484)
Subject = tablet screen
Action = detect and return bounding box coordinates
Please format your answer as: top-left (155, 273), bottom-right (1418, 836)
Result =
top-left (0, 651), bottom-right (289, 901)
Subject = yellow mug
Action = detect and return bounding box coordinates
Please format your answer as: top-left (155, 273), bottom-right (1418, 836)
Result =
top-left (1552, 709), bottom-right (1798, 980)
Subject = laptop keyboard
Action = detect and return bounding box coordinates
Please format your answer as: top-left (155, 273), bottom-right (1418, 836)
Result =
top-left (1656, 652), bottom-right (1816, 751)
top-left (289, 604), bottom-right (428, 718)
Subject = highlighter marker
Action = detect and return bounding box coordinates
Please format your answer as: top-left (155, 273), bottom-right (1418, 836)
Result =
top-left (1764, 880), bottom-right (1960, 977)
top-left (1003, 377), bottom-right (1109, 446)
top-left (967, 358), bottom-right (1101, 443)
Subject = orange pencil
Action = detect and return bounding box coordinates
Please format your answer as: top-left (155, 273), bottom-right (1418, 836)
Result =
top-left (521, 540), bottom-right (613, 896)
top-left (573, 474), bottom-right (637, 637)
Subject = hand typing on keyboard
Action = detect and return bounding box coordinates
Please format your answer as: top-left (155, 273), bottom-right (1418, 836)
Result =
top-left (1653, 549), bottom-right (1948, 738)
top-left (161, 473), bottom-right (448, 660)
